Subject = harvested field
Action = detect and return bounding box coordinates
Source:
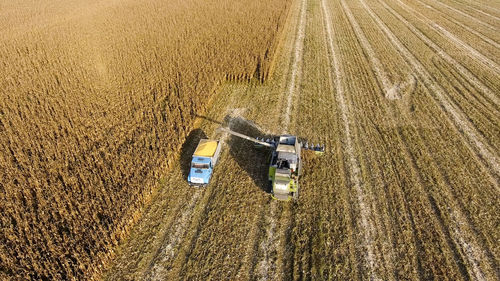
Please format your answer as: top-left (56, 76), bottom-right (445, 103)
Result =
top-left (1, 0), bottom-right (499, 280)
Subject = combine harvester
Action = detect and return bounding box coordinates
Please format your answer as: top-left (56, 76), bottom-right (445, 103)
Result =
top-left (218, 127), bottom-right (324, 201)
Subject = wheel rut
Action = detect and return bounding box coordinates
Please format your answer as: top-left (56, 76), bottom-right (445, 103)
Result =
top-left (358, 0), bottom-right (499, 279)
top-left (383, 0), bottom-right (500, 107)
top-left (359, 0), bottom-right (500, 183)
top-left (255, 0), bottom-right (307, 279)
top-left (321, 0), bottom-right (381, 279)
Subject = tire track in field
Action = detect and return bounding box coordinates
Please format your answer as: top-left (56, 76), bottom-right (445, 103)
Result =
top-left (140, 96), bottom-right (242, 280)
top-left (468, 6), bottom-right (500, 22)
top-left (412, 0), bottom-right (500, 49)
top-left (431, 23), bottom-right (500, 74)
top-left (398, 125), bottom-right (490, 281)
top-left (386, 74), bottom-right (498, 280)
top-left (380, 0), bottom-right (500, 108)
top-left (458, 0), bottom-right (500, 15)
top-left (358, 0), bottom-right (497, 279)
top-left (369, 3), bottom-right (500, 169)
top-left (442, 0), bottom-right (500, 21)
top-left (282, 0), bottom-right (307, 133)
top-left (321, 0), bottom-right (380, 279)
top-left (256, 202), bottom-right (279, 281)
top-left (235, 0), bottom-right (301, 277)
top-left (340, 0), bottom-right (399, 278)
top-left (408, 120), bottom-right (498, 281)
top-left (423, 0), bottom-right (497, 30)
top-left (142, 167), bottom-right (211, 280)
top-left (359, 0), bottom-right (500, 182)
top-left (145, 190), bottom-right (202, 280)
top-left (316, 5), bottom-right (360, 277)
top-left (340, 0), bottom-right (400, 100)
top-left (391, 0), bottom-right (500, 75)
top-left (450, 210), bottom-right (487, 281)
top-left (255, 0), bottom-right (307, 279)
top-left (103, 177), bottom-right (194, 281)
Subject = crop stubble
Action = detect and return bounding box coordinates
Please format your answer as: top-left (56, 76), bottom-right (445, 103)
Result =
top-left (281, 0), bottom-right (499, 279)
top-left (3, 0), bottom-right (498, 280)
top-left (104, 0), bottom-right (499, 280)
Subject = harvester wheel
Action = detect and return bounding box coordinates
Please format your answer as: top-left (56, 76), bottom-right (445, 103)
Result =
top-left (293, 186), bottom-right (299, 200)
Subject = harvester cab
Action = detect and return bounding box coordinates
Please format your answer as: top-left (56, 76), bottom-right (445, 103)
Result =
top-left (269, 135), bottom-right (301, 200)
top-left (217, 127), bottom-right (324, 201)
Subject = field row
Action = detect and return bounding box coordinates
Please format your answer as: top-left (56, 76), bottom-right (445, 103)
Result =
top-left (105, 0), bottom-right (499, 280)
top-left (0, 0), bottom-right (292, 279)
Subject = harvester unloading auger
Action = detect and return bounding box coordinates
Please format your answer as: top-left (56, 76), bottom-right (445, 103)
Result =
top-left (218, 127), bottom-right (325, 201)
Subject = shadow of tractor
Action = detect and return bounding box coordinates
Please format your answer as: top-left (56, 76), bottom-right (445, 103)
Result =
top-left (222, 115), bottom-right (274, 194)
top-left (180, 128), bottom-right (208, 180)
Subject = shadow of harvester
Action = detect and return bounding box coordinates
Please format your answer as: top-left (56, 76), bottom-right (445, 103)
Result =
top-left (221, 115), bottom-right (273, 194)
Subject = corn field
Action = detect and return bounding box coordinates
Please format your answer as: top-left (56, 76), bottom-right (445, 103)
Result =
top-left (1, 0), bottom-right (499, 280)
top-left (0, 0), bottom-right (291, 279)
